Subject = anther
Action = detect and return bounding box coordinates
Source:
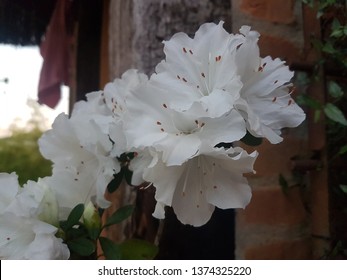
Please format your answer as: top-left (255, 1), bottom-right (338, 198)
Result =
top-left (289, 86), bottom-right (296, 94)
top-left (215, 55), bottom-right (221, 62)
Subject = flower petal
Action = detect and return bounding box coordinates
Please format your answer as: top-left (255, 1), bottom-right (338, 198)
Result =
top-left (0, 172), bottom-right (20, 212)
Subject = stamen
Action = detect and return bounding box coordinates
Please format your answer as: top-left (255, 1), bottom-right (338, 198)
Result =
top-left (189, 49), bottom-right (193, 55)
top-left (177, 75), bottom-right (181, 80)
top-left (289, 86), bottom-right (296, 94)
top-left (140, 182), bottom-right (153, 190)
top-left (163, 103), bottom-right (168, 108)
top-left (183, 47), bottom-right (187, 53)
top-left (156, 121), bottom-right (162, 125)
top-left (182, 77), bottom-right (187, 82)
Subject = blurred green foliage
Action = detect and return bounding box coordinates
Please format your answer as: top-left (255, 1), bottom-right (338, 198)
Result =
top-left (0, 127), bottom-right (52, 186)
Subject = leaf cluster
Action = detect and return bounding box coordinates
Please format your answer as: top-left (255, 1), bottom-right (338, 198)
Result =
top-left (59, 203), bottom-right (158, 260)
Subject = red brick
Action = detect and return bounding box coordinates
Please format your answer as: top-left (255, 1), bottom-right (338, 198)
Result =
top-left (258, 34), bottom-right (302, 64)
top-left (242, 135), bottom-right (306, 178)
top-left (238, 187), bottom-right (308, 226)
top-left (240, 0), bottom-right (296, 24)
top-left (245, 238), bottom-right (312, 259)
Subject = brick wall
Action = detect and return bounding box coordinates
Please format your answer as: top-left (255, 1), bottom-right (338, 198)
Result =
top-left (232, 0), bottom-right (329, 259)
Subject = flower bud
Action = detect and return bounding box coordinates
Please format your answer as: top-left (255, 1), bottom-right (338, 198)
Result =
top-left (83, 201), bottom-right (101, 235)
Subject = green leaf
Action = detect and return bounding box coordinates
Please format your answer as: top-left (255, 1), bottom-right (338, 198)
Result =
top-left (103, 205), bottom-right (134, 228)
top-left (338, 145), bottom-right (347, 155)
top-left (279, 173), bottom-right (289, 194)
top-left (240, 131), bottom-right (263, 146)
top-left (107, 169), bottom-right (124, 193)
top-left (120, 239), bottom-right (158, 260)
top-left (87, 227), bottom-right (101, 241)
top-left (322, 42), bottom-right (336, 54)
top-left (296, 94), bottom-right (321, 109)
top-left (62, 204), bottom-right (85, 230)
top-left (331, 18), bottom-right (341, 30)
top-left (328, 81), bottom-right (344, 98)
top-left (314, 110), bottom-right (322, 123)
top-left (99, 237), bottom-right (121, 260)
top-left (340, 185), bottom-right (347, 194)
top-left (324, 103), bottom-right (347, 126)
top-left (67, 238), bottom-right (96, 256)
top-left (331, 29), bottom-right (343, 38)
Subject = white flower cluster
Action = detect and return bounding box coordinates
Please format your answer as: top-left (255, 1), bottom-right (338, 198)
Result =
top-left (0, 173), bottom-right (69, 259)
top-left (0, 22), bottom-right (305, 259)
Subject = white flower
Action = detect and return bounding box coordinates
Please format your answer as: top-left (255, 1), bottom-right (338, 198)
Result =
top-left (234, 26), bottom-right (306, 143)
top-left (6, 178), bottom-right (59, 227)
top-left (152, 21), bottom-right (243, 117)
top-left (144, 147), bottom-right (257, 226)
top-left (128, 148), bottom-right (156, 186)
top-left (0, 172), bottom-right (20, 212)
top-left (103, 69), bottom-right (148, 157)
top-left (0, 213), bottom-right (69, 260)
top-left (72, 90), bottom-right (114, 137)
top-left (124, 82), bottom-right (246, 166)
top-left (0, 173), bottom-right (69, 259)
top-left (39, 113), bottom-right (119, 209)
